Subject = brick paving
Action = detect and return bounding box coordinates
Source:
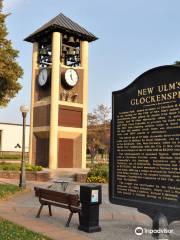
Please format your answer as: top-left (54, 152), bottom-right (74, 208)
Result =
top-left (0, 178), bottom-right (179, 240)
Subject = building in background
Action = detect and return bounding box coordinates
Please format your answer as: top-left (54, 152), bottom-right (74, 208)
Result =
top-left (0, 123), bottom-right (30, 154)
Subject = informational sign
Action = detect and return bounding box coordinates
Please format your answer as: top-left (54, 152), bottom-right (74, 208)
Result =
top-left (109, 65), bottom-right (180, 210)
top-left (91, 190), bottom-right (99, 203)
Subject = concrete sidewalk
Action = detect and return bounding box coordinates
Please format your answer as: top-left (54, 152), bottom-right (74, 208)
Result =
top-left (0, 178), bottom-right (179, 240)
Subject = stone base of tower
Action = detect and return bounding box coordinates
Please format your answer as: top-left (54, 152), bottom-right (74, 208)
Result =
top-left (30, 131), bottom-right (85, 169)
top-left (58, 134), bottom-right (82, 168)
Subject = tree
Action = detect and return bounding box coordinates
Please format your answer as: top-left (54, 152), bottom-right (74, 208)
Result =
top-left (87, 104), bottom-right (111, 164)
top-left (174, 61), bottom-right (180, 66)
top-left (87, 113), bottom-right (98, 126)
top-left (94, 104), bottom-right (111, 125)
top-left (0, 0), bottom-right (23, 107)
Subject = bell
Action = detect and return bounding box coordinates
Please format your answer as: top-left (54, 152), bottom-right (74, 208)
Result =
top-left (68, 48), bottom-right (75, 56)
top-left (63, 34), bottom-right (68, 40)
top-left (75, 48), bottom-right (80, 55)
top-left (62, 46), bottom-right (67, 52)
top-left (76, 39), bottom-right (80, 43)
top-left (68, 36), bottom-right (75, 44)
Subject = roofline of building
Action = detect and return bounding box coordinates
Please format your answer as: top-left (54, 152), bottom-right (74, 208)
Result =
top-left (24, 13), bottom-right (98, 43)
top-left (0, 122), bottom-right (30, 127)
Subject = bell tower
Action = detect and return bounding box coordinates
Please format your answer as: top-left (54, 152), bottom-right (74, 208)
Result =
top-left (25, 13), bottom-right (97, 169)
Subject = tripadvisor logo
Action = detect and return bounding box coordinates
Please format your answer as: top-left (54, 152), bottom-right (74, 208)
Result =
top-left (135, 226), bottom-right (173, 236)
top-left (135, 227), bottom-right (143, 236)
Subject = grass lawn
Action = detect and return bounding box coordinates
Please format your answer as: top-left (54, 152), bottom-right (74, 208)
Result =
top-left (0, 184), bottom-right (22, 199)
top-left (0, 218), bottom-right (52, 240)
top-left (0, 185), bottom-right (52, 239)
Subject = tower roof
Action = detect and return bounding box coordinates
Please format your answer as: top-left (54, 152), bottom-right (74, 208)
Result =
top-left (24, 13), bottom-right (98, 43)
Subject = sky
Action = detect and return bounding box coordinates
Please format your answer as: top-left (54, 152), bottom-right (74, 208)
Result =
top-left (1, 0), bottom-right (180, 124)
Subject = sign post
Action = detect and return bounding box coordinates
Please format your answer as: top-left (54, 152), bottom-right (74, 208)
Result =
top-left (79, 184), bottom-right (102, 233)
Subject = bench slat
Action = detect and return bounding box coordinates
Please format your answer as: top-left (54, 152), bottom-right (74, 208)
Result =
top-left (34, 187), bottom-right (80, 206)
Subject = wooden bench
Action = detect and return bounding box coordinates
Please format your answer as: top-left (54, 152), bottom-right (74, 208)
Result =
top-left (34, 187), bottom-right (81, 227)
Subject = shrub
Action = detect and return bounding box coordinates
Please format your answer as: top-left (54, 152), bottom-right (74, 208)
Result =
top-left (0, 163), bottom-right (20, 171)
top-left (0, 155), bottom-right (21, 160)
top-left (87, 163), bottom-right (109, 183)
top-left (86, 176), bottom-right (107, 183)
top-left (25, 164), bottom-right (43, 172)
top-left (0, 163), bottom-right (43, 171)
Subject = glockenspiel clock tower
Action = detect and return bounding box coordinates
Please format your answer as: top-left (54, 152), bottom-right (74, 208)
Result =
top-left (25, 13), bottom-right (97, 169)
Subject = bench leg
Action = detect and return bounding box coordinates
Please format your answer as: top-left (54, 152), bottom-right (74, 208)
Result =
top-left (48, 205), bottom-right (52, 216)
top-left (66, 212), bottom-right (73, 227)
top-left (36, 204), bottom-right (44, 218)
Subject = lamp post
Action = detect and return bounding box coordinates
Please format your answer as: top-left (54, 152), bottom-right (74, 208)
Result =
top-left (19, 105), bottom-right (29, 188)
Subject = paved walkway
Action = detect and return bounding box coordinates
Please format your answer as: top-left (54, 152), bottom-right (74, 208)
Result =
top-left (0, 178), bottom-right (180, 240)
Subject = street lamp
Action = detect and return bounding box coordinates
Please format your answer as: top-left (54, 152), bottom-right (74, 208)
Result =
top-left (19, 105), bottom-right (29, 188)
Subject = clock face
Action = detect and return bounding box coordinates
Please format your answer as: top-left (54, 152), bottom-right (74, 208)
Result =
top-left (64, 69), bottom-right (79, 87)
top-left (38, 68), bottom-right (48, 87)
